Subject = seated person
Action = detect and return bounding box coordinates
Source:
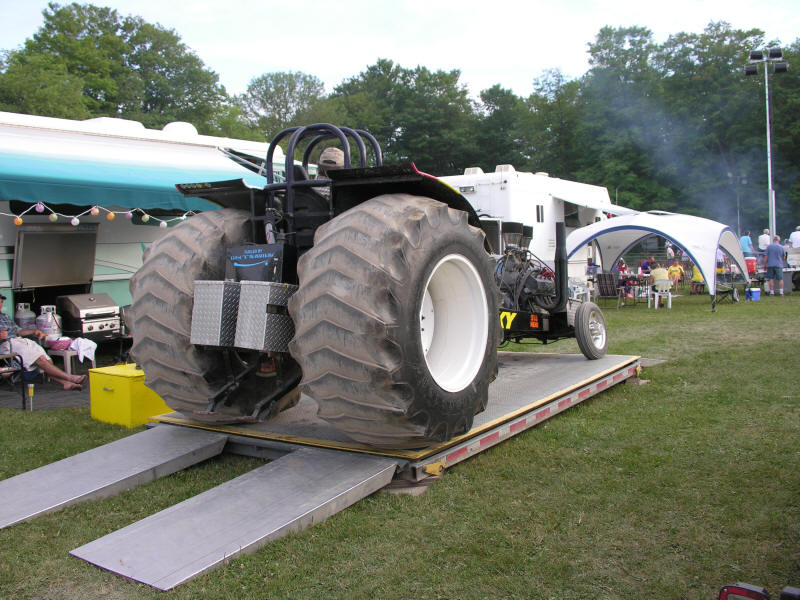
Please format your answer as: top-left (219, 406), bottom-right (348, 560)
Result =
top-left (649, 263), bottom-right (670, 287)
top-left (315, 147), bottom-right (345, 199)
top-left (0, 295), bottom-right (86, 390)
top-left (690, 264), bottom-right (705, 294)
top-left (649, 263), bottom-right (670, 306)
top-left (667, 258), bottom-right (684, 288)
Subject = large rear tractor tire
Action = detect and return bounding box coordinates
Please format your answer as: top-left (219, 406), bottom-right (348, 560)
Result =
top-left (129, 209), bottom-right (298, 422)
top-left (574, 301), bottom-right (607, 360)
top-left (288, 194), bottom-right (501, 448)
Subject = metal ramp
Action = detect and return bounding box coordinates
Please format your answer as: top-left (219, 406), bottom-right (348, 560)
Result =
top-left (0, 426), bottom-right (226, 529)
top-left (71, 447), bottom-right (397, 590)
top-left (0, 352), bottom-right (640, 590)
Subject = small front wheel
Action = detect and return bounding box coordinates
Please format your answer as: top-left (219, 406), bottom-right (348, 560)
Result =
top-left (574, 301), bottom-right (607, 360)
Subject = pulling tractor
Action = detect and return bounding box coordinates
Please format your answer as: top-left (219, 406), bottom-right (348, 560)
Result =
top-left (129, 124), bottom-right (607, 449)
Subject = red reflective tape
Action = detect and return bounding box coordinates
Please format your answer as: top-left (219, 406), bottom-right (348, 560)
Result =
top-left (613, 372), bottom-right (625, 382)
top-left (558, 397), bottom-right (572, 409)
top-left (596, 380), bottom-right (608, 391)
top-left (510, 419), bottom-right (527, 433)
top-left (446, 447), bottom-right (468, 462)
top-left (480, 432), bottom-right (500, 446)
top-left (578, 388), bottom-right (591, 399)
top-left (628, 367), bottom-right (636, 375)
top-left (535, 407), bottom-right (551, 420)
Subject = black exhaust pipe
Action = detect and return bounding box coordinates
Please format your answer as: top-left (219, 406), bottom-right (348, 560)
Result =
top-left (551, 221), bottom-right (568, 314)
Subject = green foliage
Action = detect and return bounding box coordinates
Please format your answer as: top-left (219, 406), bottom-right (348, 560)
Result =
top-left (0, 51), bottom-right (88, 118)
top-left (207, 102), bottom-right (264, 141)
top-left (1, 9), bottom-right (799, 228)
top-left (120, 16), bottom-right (225, 130)
top-left (474, 85), bottom-right (530, 172)
top-left (523, 70), bottom-right (583, 178)
top-left (23, 2), bottom-right (135, 115)
top-left (333, 59), bottom-right (478, 174)
top-left (236, 71), bottom-right (326, 138)
top-left (0, 2), bottom-right (225, 128)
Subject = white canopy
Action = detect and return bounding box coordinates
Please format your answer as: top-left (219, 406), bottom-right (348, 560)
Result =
top-left (566, 211), bottom-right (750, 295)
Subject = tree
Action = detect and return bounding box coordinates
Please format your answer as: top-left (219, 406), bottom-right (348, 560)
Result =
top-left (333, 59), bottom-right (479, 174)
top-left (522, 70), bottom-right (582, 179)
top-left (236, 71), bottom-right (326, 137)
top-left (652, 22), bottom-right (767, 223)
top-left (22, 2), bottom-right (137, 114)
top-left (207, 103), bottom-right (263, 141)
top-left (1, 2), bottom-right (226, 128)
top-left (120, 16), bottom-right (226, 130)
top-left (474, 85), bottom-right (529, 172)
top-left (0, 51), bottom-right (88, 118)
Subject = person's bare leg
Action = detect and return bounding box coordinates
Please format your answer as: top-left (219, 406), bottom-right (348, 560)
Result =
top-left (49, 374), bottom-right (82, 390)
top-left (33, 356), bottom-right (86, 388)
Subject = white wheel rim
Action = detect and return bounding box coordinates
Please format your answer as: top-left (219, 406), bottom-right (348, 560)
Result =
top-left (587, 308), bottom-right (606, 349)
top-left (420, 254), bottom-right (488, 392)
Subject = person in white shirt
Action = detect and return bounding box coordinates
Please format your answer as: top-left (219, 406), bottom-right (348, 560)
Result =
top-left (789, 226), bottom-right (800, 249)
top-left (758, 229), bottom-right (771, 268)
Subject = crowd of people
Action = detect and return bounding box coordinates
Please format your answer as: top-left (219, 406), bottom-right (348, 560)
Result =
top-left (739, 225), bottom-right (799, 296)
top-left (600, 222), bottom-right (800, 302)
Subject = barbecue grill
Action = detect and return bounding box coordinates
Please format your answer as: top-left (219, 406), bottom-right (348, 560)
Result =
top-left (56, 293), bottom-right (120, 342)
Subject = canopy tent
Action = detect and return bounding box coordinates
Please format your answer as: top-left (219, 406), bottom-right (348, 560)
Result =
top-left (565, 211), bottom-right (750, 296)
top-left (0, 112), bottom-right (273, 212)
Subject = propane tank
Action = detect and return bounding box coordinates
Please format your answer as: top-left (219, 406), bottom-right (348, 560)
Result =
top-left (15, 303), bottom-right (36, 329)
top-left (36, 305), bottom-right (62, 339)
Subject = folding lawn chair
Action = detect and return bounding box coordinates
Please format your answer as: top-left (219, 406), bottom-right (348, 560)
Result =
top-left (594, 272), bottom-right (623, 309)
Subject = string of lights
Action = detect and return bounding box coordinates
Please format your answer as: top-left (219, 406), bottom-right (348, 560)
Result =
top-left (1, 202), bottom-right (196, 228)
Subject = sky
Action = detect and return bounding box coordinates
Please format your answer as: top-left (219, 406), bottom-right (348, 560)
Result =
top-left (0, 0), bottom-right (798, 98)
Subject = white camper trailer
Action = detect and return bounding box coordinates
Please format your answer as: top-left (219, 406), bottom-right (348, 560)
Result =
top-left (0, 111), bottom-right (283, 317)
top-left (439, 165), bottom-right (635, 278)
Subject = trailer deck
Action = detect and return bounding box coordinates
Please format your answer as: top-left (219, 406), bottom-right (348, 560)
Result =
top-left (0, 352), bottom-right (639, 590)
top-left (152, 352), bottom-right (640, 478)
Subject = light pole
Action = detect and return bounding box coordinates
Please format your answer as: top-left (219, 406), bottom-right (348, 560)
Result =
top-left (727, 173), bottom-right (747, 237)
top-left (745, 48), bottom-right (788, 240)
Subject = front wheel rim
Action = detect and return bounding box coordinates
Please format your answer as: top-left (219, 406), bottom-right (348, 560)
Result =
top-left (587, 308), bottom-right (606, 349)
top-left (420, 254), bottom-right (488, 392)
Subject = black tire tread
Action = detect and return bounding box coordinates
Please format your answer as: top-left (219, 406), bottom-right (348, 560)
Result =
top-left (289, 194), bottom-right (498, 448)
top-left (574, 301), bottom-right (607, 360)
top-left (129, 209), bottom-right (252, 419)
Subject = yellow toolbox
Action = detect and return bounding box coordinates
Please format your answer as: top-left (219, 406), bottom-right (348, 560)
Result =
top-left (89, 363), bottom-right (170, 428)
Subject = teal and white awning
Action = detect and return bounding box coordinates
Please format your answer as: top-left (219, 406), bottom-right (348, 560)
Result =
top-left (0, 112), bottom-right (271, 212)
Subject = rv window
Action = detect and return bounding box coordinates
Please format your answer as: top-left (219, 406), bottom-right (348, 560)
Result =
top-left (536, 205), bottom-right (544, 223)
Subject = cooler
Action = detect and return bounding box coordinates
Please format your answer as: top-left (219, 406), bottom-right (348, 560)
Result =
top-left (745, 257), bottom-right (757, 274)
top-left (89, 363), bottom-right (169, 428)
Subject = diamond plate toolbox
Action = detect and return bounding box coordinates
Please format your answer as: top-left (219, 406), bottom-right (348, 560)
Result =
top-left (190, 280), bottom-right (241, 346)
top-left (234, 281), bottom-right (298, 352)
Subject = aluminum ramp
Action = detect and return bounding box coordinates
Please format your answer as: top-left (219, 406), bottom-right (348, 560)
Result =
top-left (70, 447), bottom-right (398, 590)
top-left (1, 352), bottom-right (639, 590)
top-left (0, 425), bottom-right (226, 530)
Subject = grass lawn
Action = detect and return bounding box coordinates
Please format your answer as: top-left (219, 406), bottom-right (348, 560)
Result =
top-left (0, 292), bottom-right (798, 599)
